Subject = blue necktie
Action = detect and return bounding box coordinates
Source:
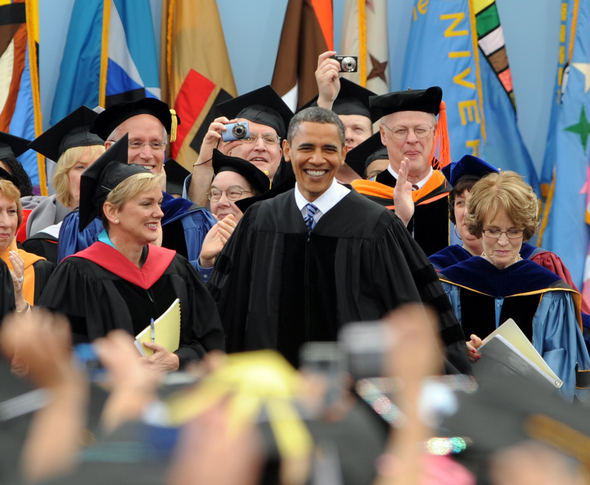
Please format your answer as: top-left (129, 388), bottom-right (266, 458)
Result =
top-left (304, 203), bottom-right (318, 234)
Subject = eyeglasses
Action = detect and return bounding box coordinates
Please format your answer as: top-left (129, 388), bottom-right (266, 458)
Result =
top-left (127, 140), bottom-right (167, 151)
top-left (241, 133), bottom-right (280, 146)
top-left (482, 228), bottom-right (523, 239)
top-left (383, 124), bottom-right (433, 140)
top-left (207, 185), bottom-right (252, 202)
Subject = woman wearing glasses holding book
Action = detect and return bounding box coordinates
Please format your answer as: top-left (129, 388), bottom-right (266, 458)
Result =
top-left (38, 136), bottom-right (225, 372)
top-left (438, 170), bottom-right (590, 401)
top-left (196, 150), bottom-right (270, 282)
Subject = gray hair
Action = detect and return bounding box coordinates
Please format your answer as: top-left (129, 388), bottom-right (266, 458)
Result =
top-left (287, 107), bottom-right (345, 147)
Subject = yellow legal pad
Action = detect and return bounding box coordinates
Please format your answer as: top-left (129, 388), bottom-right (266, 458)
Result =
top-left (134, 298), bottom-right (181, 356)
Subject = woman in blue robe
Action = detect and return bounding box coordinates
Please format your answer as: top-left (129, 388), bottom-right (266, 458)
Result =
top-left (438, 170), bottom-right (590, 402)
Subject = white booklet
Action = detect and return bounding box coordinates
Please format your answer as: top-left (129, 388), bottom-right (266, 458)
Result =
top-left (134, 298), bottom-right (181, 357)
top-left (473, 318), bottom-right (562, 390)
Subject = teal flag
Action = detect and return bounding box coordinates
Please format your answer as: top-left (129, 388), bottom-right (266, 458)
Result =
top-left (540, 0), bottom-right (590, 291)
top-left (401, 0), bottom-right (539, 193)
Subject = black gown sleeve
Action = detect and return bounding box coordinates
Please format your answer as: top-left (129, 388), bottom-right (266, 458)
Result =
top-left (0, 259), bottom-right (15, 319)
top-left (373, 212), bottom-right (471, 374)
top-left (32, 259), bottom-right (55, 304)
top-left (207, 205), bottom-right (258, 353)
top-left (168, 255), bottom-right (225, 367)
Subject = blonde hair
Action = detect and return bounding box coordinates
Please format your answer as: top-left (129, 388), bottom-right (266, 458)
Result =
top-left (465, 171), bottom-right (539, 241)
top-left (102, 172), bottom-right (162, 230)
top-left (0, 179), bottom-right (23, 230)
top-left (52, 145), bottom-right (105, 208)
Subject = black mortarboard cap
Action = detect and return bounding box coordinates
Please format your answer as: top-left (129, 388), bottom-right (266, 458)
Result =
top-left (370, 86), bottom-right (443, 118)
top-left (89, 98), bottom-right (180, 141)
top-left (0, 132), bottom-right (30, 160)
top-left (212, 149), bottom-right (271, 195)
top-left (0, 167), bottom-right (20, 187)
top-left (164, 159), bottom-right (190, 196)
top-left (216, 85), bottom-right (293, 139)
top-left (441, 155), bottom-right (499, 187)
top-left (28, 106), bottom-right (103, 162)
top-left (300, 78), bottom-right (380, 122)
top-left (344, 132), bottom-right (387, 176)
top-left (79, 134), bottom-right (150, 231)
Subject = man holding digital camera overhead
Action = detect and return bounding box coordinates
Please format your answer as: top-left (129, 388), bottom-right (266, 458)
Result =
top-left (187, 86), bottom-right (292, 207)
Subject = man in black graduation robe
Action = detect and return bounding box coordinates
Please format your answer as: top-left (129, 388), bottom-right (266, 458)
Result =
top-left (208, 107), bottom-right (470, 374)
top-left (351, 87), bottom-right (451, 256)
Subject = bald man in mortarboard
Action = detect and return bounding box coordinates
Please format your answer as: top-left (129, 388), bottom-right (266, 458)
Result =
top-left (57, 99), bottom-right (217, 270)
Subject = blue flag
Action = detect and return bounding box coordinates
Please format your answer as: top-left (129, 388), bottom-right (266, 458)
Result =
top-left (540, 0), bottom-right (590, 291)
top-left (50, 0), bottom-right (160, 128)
top-left (540, 0), bottom-right (577, 199)
top-left (50, 0), bottom-right (103, 125)
top-left (402, 0), bottom-right (539, 193)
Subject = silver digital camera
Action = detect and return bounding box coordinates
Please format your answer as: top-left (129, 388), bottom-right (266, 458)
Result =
top-left (222, 121), bottom-right (250, 142)
top-left (332, 55), bottom-right (358, 73)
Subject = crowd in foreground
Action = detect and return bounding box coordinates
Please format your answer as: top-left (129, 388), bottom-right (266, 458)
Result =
top-left (0, 51), bottom-right (590, 484)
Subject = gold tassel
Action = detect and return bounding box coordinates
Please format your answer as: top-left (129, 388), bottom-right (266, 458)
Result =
top-left (170, 109), bottom-right (178, 142)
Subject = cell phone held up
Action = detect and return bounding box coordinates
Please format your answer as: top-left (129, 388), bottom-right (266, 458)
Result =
top-left (331, 55), bottom-right (358, 73)
top-left (222, 121), bottom-right (250, 142)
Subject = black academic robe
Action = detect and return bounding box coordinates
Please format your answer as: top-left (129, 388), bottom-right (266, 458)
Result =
top-left (208, 188), bottom-right (470, 373)
top-left (0, 258), bottom-right (15, 319)
top-left (374, 169), bottom-right (450, 256)
top-left (38, 243), bottom-right (225, 367)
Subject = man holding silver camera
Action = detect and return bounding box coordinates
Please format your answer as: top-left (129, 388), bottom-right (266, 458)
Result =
top-left (187, 86), bottom-right (292, 207)
top-left (207, 106), bottom-right (470, 375)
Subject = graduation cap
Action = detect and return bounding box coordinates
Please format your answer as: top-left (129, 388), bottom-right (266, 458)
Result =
top-left (89, 98), bottom-right (181, 143)
top-left (216, 85), bottom-right (293, 139)
top-left (79, 134), bottom-right (150, 231)
top-left (370, 86), bottom-right (443, 118)
top-left (164, 159), bottom-right (190, 196)
top-left (371, 87), bottom-right (451, 170)
top-left (28, 106), bottom-right (104, 162)
top-left (0, 132), bottom-right (30, 160)
top-left (300, 78), bottom-right (381, 122)
top-left (212, 149), bottom-right (271, 195)
top-left (441, 155), bottom-right (499, 187)
top-left (344, 132), bottom-right (387, 177)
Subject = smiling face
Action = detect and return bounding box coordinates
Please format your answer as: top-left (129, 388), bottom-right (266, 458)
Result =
top-left (284, 121), bottom-right (345, 202)
top-left (339, 114), bottom-right (373, 152)
top-left (209, 171), bottom-right (252, 223)
top-left (111, 186), bottom-right (164, 247)
top-left (481, 208), bottom-right (523, 269)
top-left (379, 110), bottom-right (435, 182)
top-left (106, 114), bottom-right (167, 175)
top-left (227, 120), bottom-right (282, 178)
top-left (0, 193), bottom-right (17, 254)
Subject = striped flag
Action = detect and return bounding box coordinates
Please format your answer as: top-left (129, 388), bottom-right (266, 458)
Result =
top-left (402, 0), bottom-right (538, 193)
top-left (161, 0), bottom-right (237, 169)
top-left (339, 0), bottom-right (389, 94)
top-left (0, 0), bottom-right (45, 193)
top-left (51, 0), bottom-right (160, 123)
top-left (271, 0), bottom-right (333, 111)
top-left (538, 0), bottom-right (590, 291)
